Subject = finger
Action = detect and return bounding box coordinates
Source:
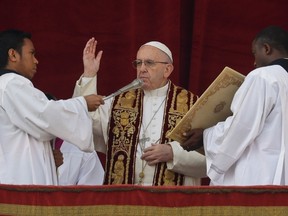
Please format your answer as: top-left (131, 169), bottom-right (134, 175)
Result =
top-left (183, 130), bottom-right (195, 137)
top-left (184, 144), bottom-right (199, 151)
top-left (91, 40), bottom-right (97, 55)
top-left (84, 37), bottom-right (95, 54)
top-left (181, 137), bottom-right (193, 147)
top-left (87, 38), bottom-right (95, 54)
top-left (83, 38), bottom-right (92, 54)
top-left (143, 146), bottom-right (154, 153)
top-left (141, 150), bottom-right (154, 160)
top-left (147, 159), bottom-right (159, 166)
top-left (141, 151), bottom-right (149, 159)
top-left (96, 50), bottom-right (103, 62)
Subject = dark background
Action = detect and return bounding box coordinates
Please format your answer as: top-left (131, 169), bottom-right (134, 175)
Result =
top-left (1, 0), bottom-right (287, 99)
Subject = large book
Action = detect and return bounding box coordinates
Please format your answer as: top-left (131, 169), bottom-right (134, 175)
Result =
top-left (167, 66), bottom-right (245, 144)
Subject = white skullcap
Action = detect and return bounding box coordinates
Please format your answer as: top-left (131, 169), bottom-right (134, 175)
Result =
top-left (143, 41), bottom-right (173, 62)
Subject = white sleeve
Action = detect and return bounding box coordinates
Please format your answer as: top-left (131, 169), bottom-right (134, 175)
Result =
top-left (72, 75), bottom-right (112, 153)
top-left (204, 70), bottom-right (277, 182)
top-left (166, 141), bottom-right (207, 177)
top-left (3, 76), bottom-right (94, 152)
top-left (73, 76), bottom-right (97, 97)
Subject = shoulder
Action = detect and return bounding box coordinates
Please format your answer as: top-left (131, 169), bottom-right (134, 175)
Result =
top-left (0, 73), bottom-right (32, 90)
top-left (247, 65), bottom-right (287, 82)
top-left (241, 66), bottom-right (288, 95)
top-left (170, 81), bottom-right (195, 95)
top-left (170, 82), bottom-right (198, 101)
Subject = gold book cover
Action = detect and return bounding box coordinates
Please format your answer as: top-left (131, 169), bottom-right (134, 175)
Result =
top-left (167, 66), bottom-right (245, 144)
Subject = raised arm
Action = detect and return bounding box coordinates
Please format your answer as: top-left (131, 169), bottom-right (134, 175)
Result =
top-left (83, 37), bottom-right (103, 77)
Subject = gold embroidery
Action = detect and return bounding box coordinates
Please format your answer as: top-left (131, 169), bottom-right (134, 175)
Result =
top-left (112, 110), bottom-right (137, 149)
top-left (176, 89), bottom-right (189, 113)
top-left (166, 87), bottom-right (191, 142)
top-left (106, 89), bottom-right (141, 184)
top-left (106, 83), bottom-right (195, 185)
top-left (214, 101), bottom-right (226, 113)
top-left (162, 85), bottom-right (195, 185)
top-left (112, 154), bottom-right (125, 184)
top-left (163, 170), bottom-right (175, 186)
top-left (120, 111), bottom-right (130, 126)
top-left (119, 91), bottom-right (136, 108)
top-left (112, 127), bottom-right (120, 138)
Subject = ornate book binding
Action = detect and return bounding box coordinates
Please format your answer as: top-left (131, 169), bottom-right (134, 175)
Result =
top-left (167, 66), bottom-right (245, 144)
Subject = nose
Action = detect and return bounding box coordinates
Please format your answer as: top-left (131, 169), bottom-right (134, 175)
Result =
top-left (139, 61), bottom-right (147, 70)
top-left (34, 56), bottom-right (39, 64)
top-left (253, 61), bottom-right (257, 68)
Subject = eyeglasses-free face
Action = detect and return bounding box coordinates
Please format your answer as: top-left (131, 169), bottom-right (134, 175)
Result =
top-left (132, 59), bottom-right (168, 69)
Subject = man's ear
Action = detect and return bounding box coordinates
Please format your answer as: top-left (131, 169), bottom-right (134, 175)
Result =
top-left (263, 43), bottom-right (272, 55)
top-left (164, 64), bottom-right (174, 78)
top-left (8, 49), bottom-right (18, 61)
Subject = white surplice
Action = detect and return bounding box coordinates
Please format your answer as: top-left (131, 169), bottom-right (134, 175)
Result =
top-left (58, 141), bottom-right (104, 185)
top-left (204, 65), bottom-right (288, 186)
top-left (73, 76), bottom-right (207, 186)
top-left (0, 73), bottom-right (94, 185)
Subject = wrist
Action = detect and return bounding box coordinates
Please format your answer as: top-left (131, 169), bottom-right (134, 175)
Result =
top-left (83, 72), bottom-right (96, 78)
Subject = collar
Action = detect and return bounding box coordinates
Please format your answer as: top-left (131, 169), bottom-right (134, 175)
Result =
top-left (143, 81), bottom-right (169, 97)
top-left (0, 69), bottom-right (19, 76)
top-left (269, 58), bottom-right (288, 72)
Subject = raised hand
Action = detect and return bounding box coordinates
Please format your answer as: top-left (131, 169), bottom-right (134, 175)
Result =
top-left (83, 37), bottom-right (103, 77)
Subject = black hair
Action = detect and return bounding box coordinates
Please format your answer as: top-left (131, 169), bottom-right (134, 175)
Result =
top-left (0, 29), bottom-right (32, 69)
top-left (254, 26), bottom-right (288, 54)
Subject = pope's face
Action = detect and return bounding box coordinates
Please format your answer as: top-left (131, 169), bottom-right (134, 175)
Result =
top-left (135, 45), bottom-right (173, 91)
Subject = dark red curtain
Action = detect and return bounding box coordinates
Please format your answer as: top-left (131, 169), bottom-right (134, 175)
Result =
top-left (0, 0), bottom-right (287, 98)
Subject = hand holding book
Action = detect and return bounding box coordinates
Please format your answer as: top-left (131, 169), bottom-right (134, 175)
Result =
top-left (181, 128), bottom-right (204, 151)
top-left (167, 67), bottom-right (245, 146)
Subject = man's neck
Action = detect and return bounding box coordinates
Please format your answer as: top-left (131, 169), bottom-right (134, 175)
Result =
top-left (143, 81), bottom-right (169, 97)
top-left (269, 58), bottom-right (288, 72)
top-left (0, 68), bottom-right (19, 76)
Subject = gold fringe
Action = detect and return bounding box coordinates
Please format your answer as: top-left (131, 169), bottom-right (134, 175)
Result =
top-left (1, 204), bottom-right (288, 216)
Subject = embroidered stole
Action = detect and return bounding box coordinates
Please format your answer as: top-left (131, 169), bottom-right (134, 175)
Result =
top-left (104, 81), bottom-right (197, 185)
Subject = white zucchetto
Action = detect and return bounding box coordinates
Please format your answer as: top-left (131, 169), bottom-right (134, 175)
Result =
top-left (143, 41), bottom-right (173, 62)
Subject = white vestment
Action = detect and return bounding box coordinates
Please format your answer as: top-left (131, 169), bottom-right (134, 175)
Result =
top-left (73, 76), bottom-right (207, 186)
top-left (204, 65), bottom-right (288, 185)
top-left (58, 141), bottom-right (104, 185)
top-left (0, 73), bottom-right (94, 185)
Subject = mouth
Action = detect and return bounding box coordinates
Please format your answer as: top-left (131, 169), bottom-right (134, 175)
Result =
top-left (139, 76), bottom-right (148, 80)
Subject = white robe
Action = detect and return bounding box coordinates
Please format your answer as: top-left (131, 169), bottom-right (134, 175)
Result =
top-left (58, 141), bottom-right (104, 185)
top-left (204, 65), bottom-right (288, 185)
top-left (73, 76), bottom-right (207, 186)
top-left (0, 73), bottom-right (94, 185)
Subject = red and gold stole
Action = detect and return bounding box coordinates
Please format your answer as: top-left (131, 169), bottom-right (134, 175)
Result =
top-left (104, 81), bottom-right (197, 185)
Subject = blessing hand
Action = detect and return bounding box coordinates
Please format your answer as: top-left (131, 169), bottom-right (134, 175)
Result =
top-left (83, 37), bottom-right (103, 77)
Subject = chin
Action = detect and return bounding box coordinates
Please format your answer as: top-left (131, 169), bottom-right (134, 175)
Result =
top-left (141, 84), bottom-right (151, 91)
